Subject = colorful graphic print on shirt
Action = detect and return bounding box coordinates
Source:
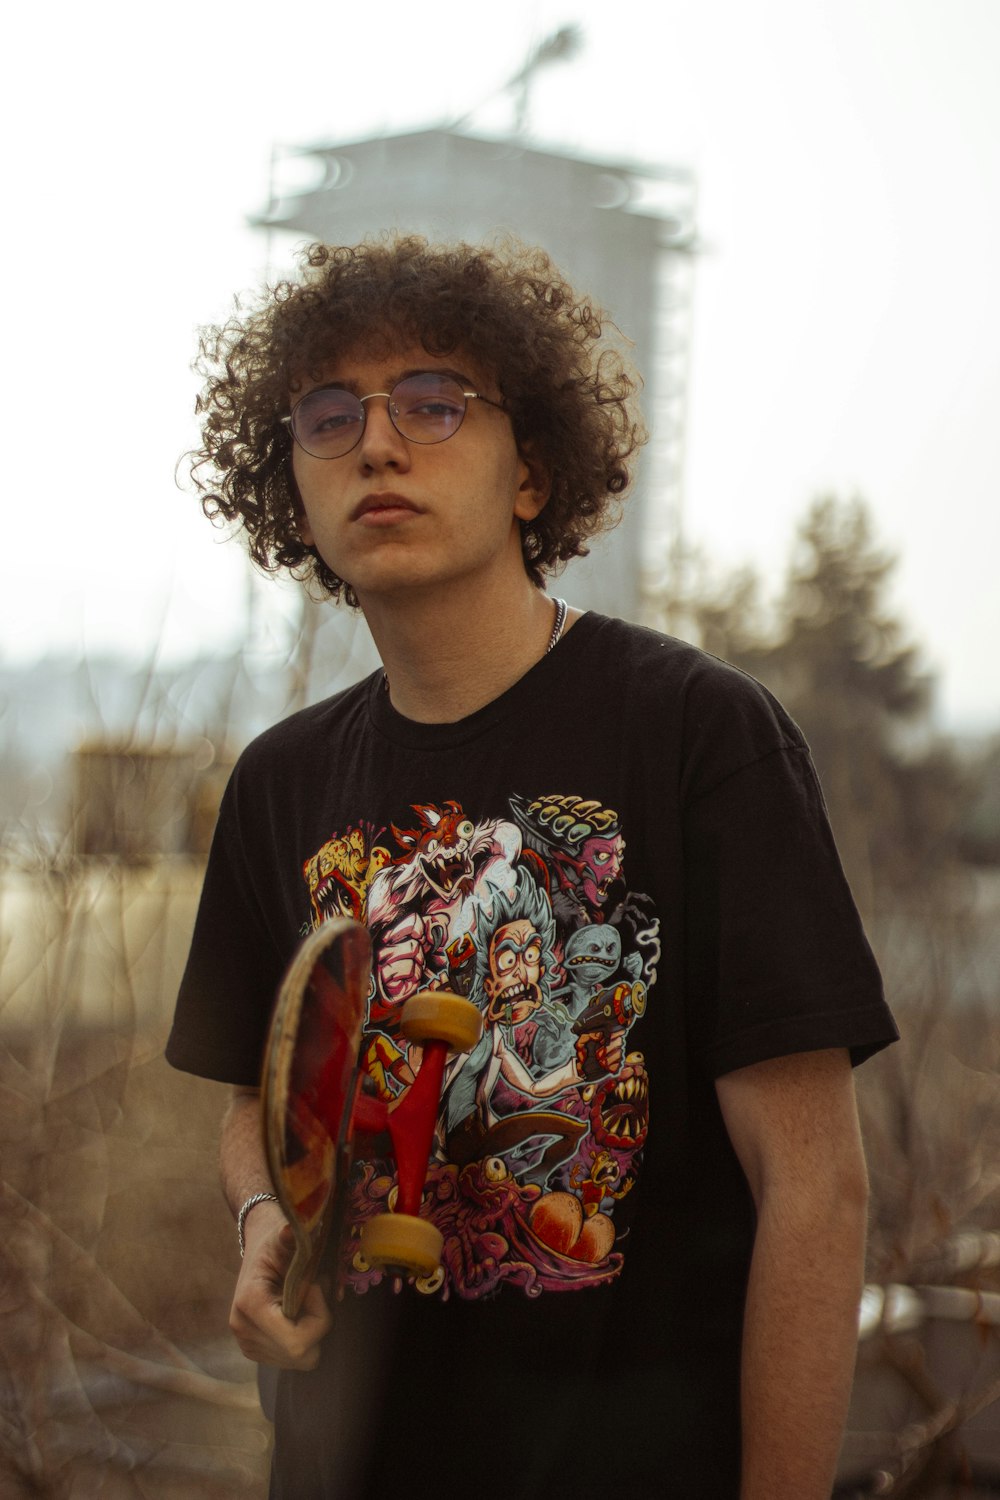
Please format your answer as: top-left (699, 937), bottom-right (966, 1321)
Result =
top-left (300, 793), bottom-right (660, 1301)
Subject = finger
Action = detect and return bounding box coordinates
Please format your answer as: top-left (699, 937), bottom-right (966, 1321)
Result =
top-left (231, 1292), bottom-right (329, 1368)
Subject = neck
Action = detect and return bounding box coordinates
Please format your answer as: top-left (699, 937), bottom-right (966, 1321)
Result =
top-left (359, 573), bottom-right (569, 723)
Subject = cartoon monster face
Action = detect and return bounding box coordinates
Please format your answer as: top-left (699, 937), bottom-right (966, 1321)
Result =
top-left (393, 803), bottom-right (477, 902)
top-left (565, 924), bottom-right (622, 987)
top-left (419, 820), bottom-right (475, 899)
top-left (304, 826), bottom-right (390, 925)
top-left (591, 1151), bottom-right (622, 1189)
top-left (483, 918), bottom-right (546, 1025)
top-left (586, 1052), bottom-right (649, 1153)
top-left (579, 832), bottom-right (625, 909)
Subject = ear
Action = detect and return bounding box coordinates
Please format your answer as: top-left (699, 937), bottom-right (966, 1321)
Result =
top-left (513, 441), bottom-right (551, 523)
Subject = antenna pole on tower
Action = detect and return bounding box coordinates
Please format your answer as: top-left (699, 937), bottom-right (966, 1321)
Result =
top-left (510, 24), bottom-right (582, 136)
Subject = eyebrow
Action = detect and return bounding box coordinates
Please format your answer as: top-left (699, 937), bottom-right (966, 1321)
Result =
top-left (312, 366), bottom-right (479, 396)
top-left (493, 931), bottom-right (543, 956)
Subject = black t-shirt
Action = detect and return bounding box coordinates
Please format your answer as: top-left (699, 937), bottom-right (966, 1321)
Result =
top-left (168, 614), bottom-right (897, 1499)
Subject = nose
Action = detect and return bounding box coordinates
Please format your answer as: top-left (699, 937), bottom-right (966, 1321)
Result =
top-left (355, 396), bottom-right (411, 472)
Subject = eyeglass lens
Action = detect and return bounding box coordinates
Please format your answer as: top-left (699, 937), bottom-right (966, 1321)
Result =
top-left (290, 372), bottom-right (469, 458)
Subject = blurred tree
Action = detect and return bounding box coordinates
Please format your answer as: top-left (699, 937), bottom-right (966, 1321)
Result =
top-left (662, 497), bottom-right (970, 917)
top-left (955, 735), bottom-right (1000, 867)
top-left (645, 538), bottom-right (772, 675)
top-left (758, 498), bottom-right (948, 914)
top-left (685, 561), bottom-right (770, 678)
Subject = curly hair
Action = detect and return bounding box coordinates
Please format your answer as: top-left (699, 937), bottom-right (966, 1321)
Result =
top-left (189, 235), bottom-right (646, 605)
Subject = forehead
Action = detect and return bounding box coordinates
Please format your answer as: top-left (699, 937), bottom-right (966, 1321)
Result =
top-left (490, 918), bottom-right (537, 950)
top-left (295, 340), bottom-right (488, 398)
top-left (585, 832), bottom-right (622, 851)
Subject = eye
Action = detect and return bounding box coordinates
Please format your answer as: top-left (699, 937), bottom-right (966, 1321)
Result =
top-left (457, 820), bottom-right (474, 839)
top-left (484, 1158), bottom-right (507, 1182)
top-left (398, 386), bottom-right (463, 415)
top-left (315, 412), bottom-right (358, 432)
top-left (593, 850), bottom-right (610, 866)
top-left (524, 943), bottom-right (541, 966)
top-left (297, 391), bottom-right (363, 437)
top-left (393, 373), bottom-right (466, 423)
top-left (413, 397), bottom-right (463, 416)
top-left (496, 949), bottom-right (516, 973)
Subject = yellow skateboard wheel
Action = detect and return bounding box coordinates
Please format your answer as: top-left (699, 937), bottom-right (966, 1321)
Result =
top-left (360, 1211), bottom-right (444, 1275)
top-left (400, 992), bottom-right (483, 1052)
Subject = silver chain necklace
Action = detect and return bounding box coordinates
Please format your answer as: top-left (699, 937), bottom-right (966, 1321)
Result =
top-left (547, 596), bottom-right (568, 653)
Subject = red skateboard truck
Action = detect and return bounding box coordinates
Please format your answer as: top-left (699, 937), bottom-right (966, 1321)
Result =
top-left (351, 991), bottom-right (482, 1275)
top-left (262, 919), bottom-right (482, 1318)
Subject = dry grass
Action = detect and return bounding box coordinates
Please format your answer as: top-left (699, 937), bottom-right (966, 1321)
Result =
top-left (858, 882), bottom-right (1000, 1288)
top-left (837, 879), bottom-right (1000, 1495)
top-left (0, 857), bottom-right (269, 1499)
top-left (3, 847), bottom-right (999, 1496)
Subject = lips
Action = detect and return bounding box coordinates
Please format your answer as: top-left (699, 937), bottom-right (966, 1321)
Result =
top-left (351, 492), bottom-right (422, 521)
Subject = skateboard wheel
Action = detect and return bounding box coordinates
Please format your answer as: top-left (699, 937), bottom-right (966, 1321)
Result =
top-left (360, 1212), bottom-right (443, 1276)
top-left (400, 992), bottom-right (483, 1053)
top-left (415, 1265), bottom-right (445, 1296)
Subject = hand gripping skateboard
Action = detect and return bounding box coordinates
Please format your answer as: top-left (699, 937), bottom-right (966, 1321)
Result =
top-left (261, 917), bottom-right (483, 1318)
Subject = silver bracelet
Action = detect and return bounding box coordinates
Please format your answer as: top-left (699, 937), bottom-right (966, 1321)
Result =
top-left (237, 1192), bottom-right (279, 1258)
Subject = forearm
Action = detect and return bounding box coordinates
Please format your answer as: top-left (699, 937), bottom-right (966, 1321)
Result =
top-left (219, 1087), bottom-right (275, 1217)
top-left (739, 1180), bottom-right (866, 1499)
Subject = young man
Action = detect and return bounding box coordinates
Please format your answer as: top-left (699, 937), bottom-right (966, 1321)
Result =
top-left (167, 236), bottom-right (897, 1499)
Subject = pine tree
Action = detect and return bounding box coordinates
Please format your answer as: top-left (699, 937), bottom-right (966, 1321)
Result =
top-left (743, 498), bottom-right (961, 915)
top-left (662, 497), bottom-right (969, 916)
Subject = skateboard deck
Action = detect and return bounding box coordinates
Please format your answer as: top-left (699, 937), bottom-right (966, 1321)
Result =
top-left (261, 917), bottom-right (372, 1319)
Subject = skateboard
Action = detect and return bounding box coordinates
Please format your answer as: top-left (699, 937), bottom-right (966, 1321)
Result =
top-left (261, 917), bottom-right (483, 1318)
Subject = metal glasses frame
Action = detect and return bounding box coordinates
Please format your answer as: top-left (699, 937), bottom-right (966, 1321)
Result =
top-left (281, 374), bottom-right (507, 459)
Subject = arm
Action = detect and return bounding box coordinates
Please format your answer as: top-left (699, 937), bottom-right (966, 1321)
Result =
top-left (220, 1086), bottom-right (332, 1369)
top-left (498, 1041), bottom-right (580, 1098)
top-left (716, 1047), bottom-right (867, 1500)
top-left (497, 1027), bottom-right (625, 1097)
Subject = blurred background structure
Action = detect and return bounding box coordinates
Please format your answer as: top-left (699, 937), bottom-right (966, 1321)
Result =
top-left (252, 121), bottom-right (696, 621)
top-left (3, 4), bottom-right (1000, 1495)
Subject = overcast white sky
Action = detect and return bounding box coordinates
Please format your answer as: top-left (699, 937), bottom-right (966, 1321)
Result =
top-left (4, 0), bottom-right (998, 730)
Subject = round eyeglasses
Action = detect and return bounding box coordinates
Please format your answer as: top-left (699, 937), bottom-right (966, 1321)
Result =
top-left (282, 371), bottom-right (507, 460)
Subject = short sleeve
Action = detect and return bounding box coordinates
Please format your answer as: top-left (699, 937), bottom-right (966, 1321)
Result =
top-left (680, 668), bottom-right (897, 1077)
top-left (165, 764), bottom-right (286, 1085)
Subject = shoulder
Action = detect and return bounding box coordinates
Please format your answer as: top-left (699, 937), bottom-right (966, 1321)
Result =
top-left (577, 614), bottom-right (806, 773)
top-left (214, 674), bottom-right (377, 824)
top-left (577, 613), bottom-right (784, 705)
top-left (231, 672), bottom-right (377, 781)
